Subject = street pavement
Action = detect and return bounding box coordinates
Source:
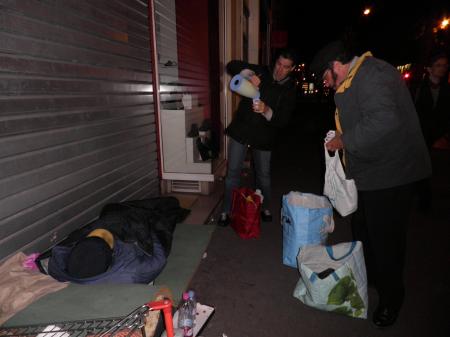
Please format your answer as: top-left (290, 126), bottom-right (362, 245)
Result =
top-left (189, 96), bottom-right (450, 337)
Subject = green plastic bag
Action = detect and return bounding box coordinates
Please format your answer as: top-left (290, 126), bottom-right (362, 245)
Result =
top-left (293, 241), bottom-right (368, 319)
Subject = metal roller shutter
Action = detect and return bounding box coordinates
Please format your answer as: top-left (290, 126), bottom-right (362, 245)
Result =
top-left (0, 0), bottom-right (159, 260)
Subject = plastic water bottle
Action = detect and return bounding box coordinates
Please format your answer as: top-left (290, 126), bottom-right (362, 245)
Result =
top-left (177, 292), bottom-right (194, 337)
top-left (188, 290), bottom-right (197, 317)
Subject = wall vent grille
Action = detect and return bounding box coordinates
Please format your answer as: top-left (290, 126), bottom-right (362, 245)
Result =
top-left (170, 180), bottom-right (202, 193)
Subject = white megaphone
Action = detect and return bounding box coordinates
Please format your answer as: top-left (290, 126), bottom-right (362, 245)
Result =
top-left (229, 74), bottom-right (260, 102)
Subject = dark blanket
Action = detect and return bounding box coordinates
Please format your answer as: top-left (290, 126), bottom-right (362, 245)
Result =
top-left (96, 197), bottom-right (190, 257)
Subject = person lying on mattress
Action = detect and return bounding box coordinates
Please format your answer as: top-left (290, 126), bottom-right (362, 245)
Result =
top-left (47, 197), bottom-right (189, 284)
top-left (48, 227), bottom-right (166, 284)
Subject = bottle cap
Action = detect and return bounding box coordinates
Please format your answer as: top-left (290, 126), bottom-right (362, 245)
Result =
top-left (188, 290), bottom-right (195, 299)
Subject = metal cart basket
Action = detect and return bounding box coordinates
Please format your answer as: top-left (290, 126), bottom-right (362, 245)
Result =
top-left (0, 300), bottom-right (174, 337)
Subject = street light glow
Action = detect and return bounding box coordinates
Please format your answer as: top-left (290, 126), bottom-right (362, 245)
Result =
top-left (363, 8), bottom-right (371, 16)
top-left (440, 18), bottom-right (449, 30)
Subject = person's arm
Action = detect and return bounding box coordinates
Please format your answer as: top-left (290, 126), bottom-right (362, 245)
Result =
top-left (262, 85), bottom-right (296, 127)
top-left (252, 100), bottom-right (272, 120)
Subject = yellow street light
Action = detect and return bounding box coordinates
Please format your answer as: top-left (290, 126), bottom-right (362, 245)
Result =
top-left (363, 8), bottom-right (371, 16)
top-left (433, 17), bottom-right (449, 33)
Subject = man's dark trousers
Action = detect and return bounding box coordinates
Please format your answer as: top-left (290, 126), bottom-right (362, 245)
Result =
top-left (351, 183), bottom-right (416, 312)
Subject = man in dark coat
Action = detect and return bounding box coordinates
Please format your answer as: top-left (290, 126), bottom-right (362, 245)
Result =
top-left (218, 49), bottom-right (297, 226)
top-left (311, 40), bottom-right (431, 327)
top-left (413, 51), bottom-right (450, 210)
top-left (414, 51), bottom-right (450, 149)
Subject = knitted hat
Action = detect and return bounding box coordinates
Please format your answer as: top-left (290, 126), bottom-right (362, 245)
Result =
top-left (310, 40), bottom-right (347, 78)
top-left (87, 228), bottom-right (114, 249)
top-left (66, 236), bottom-right (112, 278)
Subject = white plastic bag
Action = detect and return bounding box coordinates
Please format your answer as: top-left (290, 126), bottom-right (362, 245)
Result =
top-left (323, 148), bottom-right (357, 216)
top-left (293, 241), bottom-right (368, 319)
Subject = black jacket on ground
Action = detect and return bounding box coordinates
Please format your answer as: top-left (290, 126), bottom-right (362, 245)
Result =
top-left (53, 197), bottom-right (190, 258)
top-left (96, 197), bottom-right (190, 257)
top-left (225, 60), bottom-right (296, 150)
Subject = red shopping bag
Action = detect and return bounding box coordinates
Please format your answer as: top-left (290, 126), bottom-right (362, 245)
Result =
top-left (230, 187), bottom-right (262, 239)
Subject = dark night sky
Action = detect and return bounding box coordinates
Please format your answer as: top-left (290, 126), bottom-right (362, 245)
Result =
top-left (283, 0), bottom-right (449, 65)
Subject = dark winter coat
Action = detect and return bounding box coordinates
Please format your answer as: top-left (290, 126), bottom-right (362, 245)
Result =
top-left (225, 60), bottom-right (296, 150)
top-left (414, 78), bottom-right (450, 148)
top-left (337, 56), bottom-right (432, 190)
top-left (96, 197), bottom-right (190, 257)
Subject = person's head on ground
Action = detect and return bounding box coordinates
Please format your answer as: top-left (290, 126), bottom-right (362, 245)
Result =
top-left (66, 230), bottom-right (114, 278)
top-left (310, 40), bottom-right (356, 90)
top-left (272, 48), bottom-right (297, 82)
top-left (426, 50), bottom-right (449, 84)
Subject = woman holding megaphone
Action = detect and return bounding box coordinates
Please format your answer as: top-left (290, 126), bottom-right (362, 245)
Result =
top-left (218, 49), bottom-right (297, 226)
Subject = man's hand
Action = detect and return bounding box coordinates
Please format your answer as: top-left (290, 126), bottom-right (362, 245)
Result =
top-left (252, 99), bottom-right (267, 114)
top-left (239, 69), bottom-right (261, 88)
top-left (249, 74), bottom-right (261, 88)
top-left (325, 131), bottom-right (344, 151)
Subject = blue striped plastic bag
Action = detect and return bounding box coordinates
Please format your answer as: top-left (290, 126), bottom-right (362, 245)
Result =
top-left (293, 241), bottom-right (368, 319)
top-left (282, 191), bottom-right (334, 268)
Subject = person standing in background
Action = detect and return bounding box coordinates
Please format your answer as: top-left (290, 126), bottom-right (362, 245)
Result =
top-left (218, 49), bottom-right (297, 226)
top-left (413, 51), bottom-right (450, 211)
top-left (311, 40), bottom-right (432, 328)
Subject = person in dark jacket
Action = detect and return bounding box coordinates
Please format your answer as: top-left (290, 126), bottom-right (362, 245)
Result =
top-left (311, 40), bottom-right (432, 328)
top-left (218, 49), bottom-right (297, 226)
top-left (414, 51), bottom-right (450, 149)
top-left (48, 197), bottom-right (189, 284)
top-left (49, 228), bottom-right (167, 284)
top-left (413, 51), bottom-right (450, 211)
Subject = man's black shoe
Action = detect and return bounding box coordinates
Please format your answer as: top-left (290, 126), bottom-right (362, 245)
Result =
top-left (373, 305), bottom-right (398, 328)
top-left (217, 213), bottom-right (230, 227)
top-left (261, 209), bottom-right (272, 222)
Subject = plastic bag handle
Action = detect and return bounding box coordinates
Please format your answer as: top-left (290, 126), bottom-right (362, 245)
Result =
top-left (326, 241), bottom-right (357, 261)
top-left (323, 144), bottom-right (337, 162)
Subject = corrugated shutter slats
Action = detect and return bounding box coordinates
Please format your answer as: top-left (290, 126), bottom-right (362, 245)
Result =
top-left (0, 0), bottom-right (159, 260)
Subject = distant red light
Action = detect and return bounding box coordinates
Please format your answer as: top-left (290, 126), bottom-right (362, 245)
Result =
top-left (403, 72), bottom-right (411, 79)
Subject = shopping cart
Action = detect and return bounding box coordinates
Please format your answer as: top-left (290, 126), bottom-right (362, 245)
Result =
top-left (0, 299), bottom-right (174, 337)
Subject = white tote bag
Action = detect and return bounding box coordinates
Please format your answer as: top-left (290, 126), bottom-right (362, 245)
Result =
top-left (323, 148), bottom-right (357, 216)
top-left (293, 241), bottom-right (368, 319)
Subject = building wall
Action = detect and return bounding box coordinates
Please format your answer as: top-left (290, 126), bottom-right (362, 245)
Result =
top-left (0, 0), bottom-right (159, 260)
top-left (226, 0), bottom-right (260, 125)
top-left (176, 0), bottom-right (210, 118)
top-left (247, 0), bottom-right (260, 64)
